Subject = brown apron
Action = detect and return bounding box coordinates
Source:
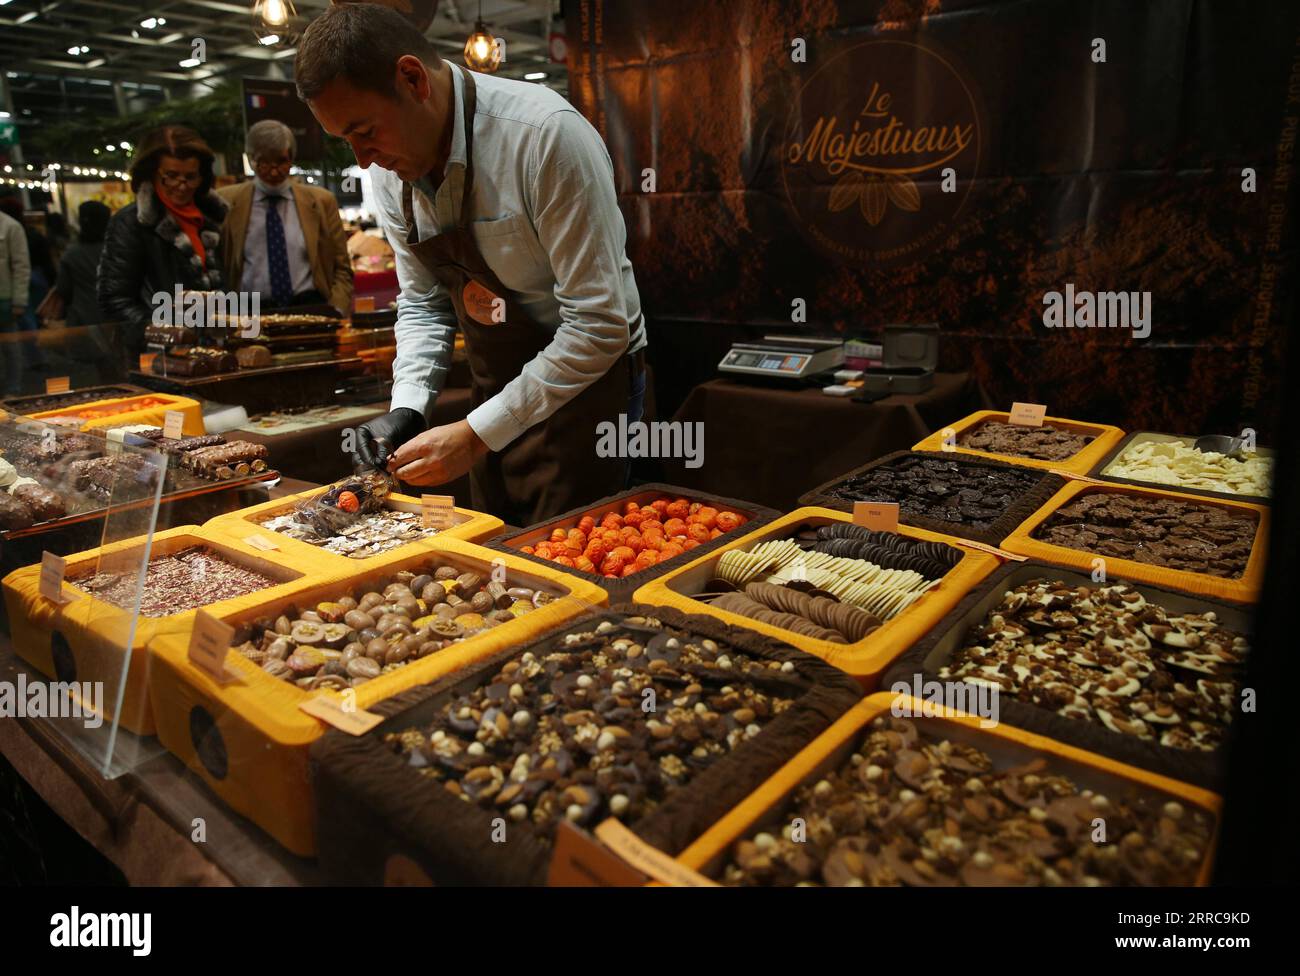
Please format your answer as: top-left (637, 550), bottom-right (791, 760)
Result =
top-left (399, 68), bottom-right (637, 526)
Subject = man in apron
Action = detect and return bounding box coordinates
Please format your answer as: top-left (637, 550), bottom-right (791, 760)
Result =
top-left (295, 3), bottom-right (647, 525)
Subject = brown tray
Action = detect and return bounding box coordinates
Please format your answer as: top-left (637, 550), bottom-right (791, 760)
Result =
top-left (881, 560), bottom-right (1253, 790)
top-left (309, 601), bottom-right (862, 884)
top-left (1088, 430), bottom-right (1273, 505)
top-left (129, 358), bottom-right (364, 415)
top-left (1, 384), bottom-right (154, 415)
top-left (798, 450), bottom-right (1066, 547)
top-left (483, 482), bottom-right (781, 603)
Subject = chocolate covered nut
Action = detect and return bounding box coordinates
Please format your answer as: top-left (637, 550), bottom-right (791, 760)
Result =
top-left (721, 715), bottom-right (1213, 887)
top-left (487, 581), bottom-right (511, 609)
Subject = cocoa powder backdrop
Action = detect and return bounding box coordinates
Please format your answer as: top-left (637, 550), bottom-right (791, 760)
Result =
top-left (567, 0), bottom-right (1299, 438)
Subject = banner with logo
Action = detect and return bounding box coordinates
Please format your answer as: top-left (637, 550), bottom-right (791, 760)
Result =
top-left (567, 0), bottom-right (1300, 436)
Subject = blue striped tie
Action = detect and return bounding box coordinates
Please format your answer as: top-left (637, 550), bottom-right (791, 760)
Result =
top-left (265, 194), bottom-right (293, 306)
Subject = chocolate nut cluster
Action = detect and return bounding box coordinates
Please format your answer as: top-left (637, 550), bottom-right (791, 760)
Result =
top-left (959, 421), bottom-right (1094, 462)
top-left (386, 615), bottom-right (805, 836)
top-left (722, 714), bottom-right (1214, 886)
top-left (939, 580), bottom-right (1246, 750)
top-left (826, 455), bottom-right (1043, 529)
top-left (231, 561), bottom-right (553, 690)
top-left (1033, 492), bottom-right (1257, 578)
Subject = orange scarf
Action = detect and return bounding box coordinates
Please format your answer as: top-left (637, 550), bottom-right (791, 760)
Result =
top-left (153, 176), bottom-right (206, 264)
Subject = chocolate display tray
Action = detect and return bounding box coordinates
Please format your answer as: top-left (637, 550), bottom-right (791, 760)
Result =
top-left (0, 467), bottom-right (281, 541)
top-left (1089, 430), bottom-right (1274, 505)
top-left (881, 561), bottom-right (1252, 790)
top-left (484, 483), bottom-right (781, 604)
top-left (309, 602), bottom-right (862, 885)
top-left (129, 358), bottom-right (364, 415)
top-left (798, 450), bottom-right (1067, 547)
top-left (0, 385), bottom-right (154, 415)
top-left (683, 694), bottom-right (1219, 885)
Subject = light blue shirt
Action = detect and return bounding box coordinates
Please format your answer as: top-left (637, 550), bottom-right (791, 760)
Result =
top-left (370, 63), bottom-right (646, 453)
top-left (242, 179), bottom-right (315, 300)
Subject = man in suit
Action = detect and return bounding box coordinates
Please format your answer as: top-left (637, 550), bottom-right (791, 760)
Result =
top-left (218, 119), bottom-right (353, 313)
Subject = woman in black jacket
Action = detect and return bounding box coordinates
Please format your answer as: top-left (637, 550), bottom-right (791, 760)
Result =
top-left (97, 125), bottom-right (227, 361)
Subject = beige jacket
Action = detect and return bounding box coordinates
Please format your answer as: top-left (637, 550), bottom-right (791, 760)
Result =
top-left (0, 210), bottom-right (31, 308)
top-left (218, 179), bottom-right (353, 313)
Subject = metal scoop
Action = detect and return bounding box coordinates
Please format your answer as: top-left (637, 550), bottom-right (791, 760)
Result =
top-left (1193, 434), bottom-right (1247, 459)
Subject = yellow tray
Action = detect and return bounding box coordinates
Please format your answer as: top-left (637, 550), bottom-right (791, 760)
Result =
top-left (633, 506), bottom-right (999, 690)
top-left (202, 486), bottom-right (504, 573)
top-left (911, 410), bottom-right (1125, 475)
top-left (147, 535), bottom-right (609, 856)
top-left (1000, 480), bottom-right (1269, 603)
top-left (676, 693), bottom-right (1222, 885)
top-left (1, 525), bottom-right (314, 736)
top-left (29, 393), bottom-right (206, 437)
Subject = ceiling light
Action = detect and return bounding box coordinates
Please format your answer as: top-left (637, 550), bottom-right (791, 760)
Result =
top-left (120, 140), bottom-right (132, 150)
top-left (67, 46), bottom-right (81, 55)
top-left (93, 148), bottom-right (100, 154)
top-left (524, 72), bottom-right (546, 81)
top-left (0, 111), bottom-right (8, 119)
top-left (179, 57), bottom-right (201, 68)
top-left (258, 34), bottom-right (279, 46)
top-left (255, 0), bottom-right (292, 29)
top-left (132, 29), bottom-right (139, 38)
top-left (463, 2), bottom-right (501, 74)
top-left (15, 12), bottom-right (37, 24)
top-left (106, 144), bottom-right (116, 151)
top-left (140, 17), bottom-right (160, 29)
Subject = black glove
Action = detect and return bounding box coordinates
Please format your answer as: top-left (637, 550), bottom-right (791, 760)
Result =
top-left (352, 407), bottom-right (426, 473)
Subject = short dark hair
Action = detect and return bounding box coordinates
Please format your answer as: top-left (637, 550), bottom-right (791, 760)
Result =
top-left (295, 2), bottom-right (440, 101)
top-left (78, 200), bottom-right (111, 244)
top-left (128, 124), bottom-right (216, 195)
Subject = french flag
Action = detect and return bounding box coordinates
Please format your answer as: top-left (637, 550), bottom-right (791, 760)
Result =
top-left (249, 94), bottom-right (267, 108)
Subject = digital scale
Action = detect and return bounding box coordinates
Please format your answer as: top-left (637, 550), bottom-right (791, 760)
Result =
top-left (717, 336), bottom-right (845, 380)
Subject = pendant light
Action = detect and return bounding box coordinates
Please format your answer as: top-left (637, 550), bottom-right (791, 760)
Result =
top-left (463, 0), bottom-right (502, 73)
top-left (251, 0), bottom-right (297, 46)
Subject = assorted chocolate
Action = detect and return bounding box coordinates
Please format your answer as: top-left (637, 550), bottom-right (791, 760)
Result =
top-left (823, 454), bottom-right (1045, 531)
top-left (73, 546), bottom-right (281, 617)
top-left (151, 346), bottom-right (239, 377)
top-left (721, 714), bottom-right (1214, 886)
top-left (1033, 492), bottom-right (1257, 578)
top-left (231, 560), bottom-right (554, 689)
top-left (258, 473), bottom-right (435, 557)
top-left (938, 579), bottom-right (1246, 751)
top-left (959, 421), bottom-right (1094, 462)
top-left (695, 523), bottom-right (958, 642)
top-left (386, 614), bottom-right (806, 838)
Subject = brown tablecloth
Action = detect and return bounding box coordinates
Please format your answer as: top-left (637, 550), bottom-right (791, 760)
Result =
top-left (660, 372), bottom-right (986, 511)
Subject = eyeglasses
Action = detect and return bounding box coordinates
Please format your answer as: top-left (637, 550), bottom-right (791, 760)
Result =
top-left (254, 157), bottom-right (292, 172)
top-left (158, 170), bottom-right (202, 187)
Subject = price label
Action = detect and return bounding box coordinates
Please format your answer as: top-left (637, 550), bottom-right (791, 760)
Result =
top-left (355, 296), bottom-right (376, 313)
top-left (852, 501), bottom-right (899, 532)
top-left (298, 694), bottom-right (383, 735)
top-left (592, 818), bottom-right (717, 887)
top-left (45, 376), bottom-right (71, 395)
top-left (1008, 402), bottom-right (1047, 427)
top-left (139, 352), bottom-right (157, 372)
top-left (187, 609), bottom-right (235, 683)
top-left (244, 535), bottom-right (280, 551)
top-left (548, 820), bottom-right (649, 887)
top-left (954, 540), bottom-right (1028, 561)
top-left (420, 494), bottom-right (456, 530)
top-left (39, 551), bottom-right (70, 603)
top-left (162, 410), bottom-right (185, 440)
top-left (105, 427), bottom-right (125, 454)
